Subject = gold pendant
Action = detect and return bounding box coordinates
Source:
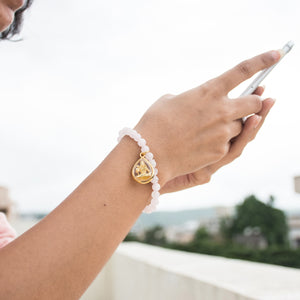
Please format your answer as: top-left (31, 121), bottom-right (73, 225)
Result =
top-left (132, 152), bottom-right (154, 184)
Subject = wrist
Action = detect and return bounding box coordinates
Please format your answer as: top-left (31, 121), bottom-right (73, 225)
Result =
top-left (113, 136), bottom-right (153, 207)
top-left (118, 127), bottom-right (170, 213)
top-left (133, 124), bottom-right (171, 187)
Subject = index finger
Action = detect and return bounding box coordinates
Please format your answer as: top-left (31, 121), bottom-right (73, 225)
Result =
top-left (215, 50), bottom-right (282, 95)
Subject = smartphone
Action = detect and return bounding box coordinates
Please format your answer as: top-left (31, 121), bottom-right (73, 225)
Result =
top-left (240, 40), bottom-right (294, 97)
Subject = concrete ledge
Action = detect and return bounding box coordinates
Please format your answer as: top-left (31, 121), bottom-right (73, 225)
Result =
top-left (82, 242), bottom-right (300, 300)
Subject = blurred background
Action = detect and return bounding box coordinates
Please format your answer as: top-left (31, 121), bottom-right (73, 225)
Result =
top-left (1, 0), bottom-right (300, 298)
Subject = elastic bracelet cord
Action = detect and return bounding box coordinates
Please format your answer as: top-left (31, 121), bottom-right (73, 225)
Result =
top-left (118, 127), bottom-right (160, 214)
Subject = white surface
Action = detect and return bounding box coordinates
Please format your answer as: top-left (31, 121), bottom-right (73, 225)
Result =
top-left (9, 219), bottom-right (300, 299)
top-left (295, 176), bottom-right (300, 194)
top-left (90, 242), bottom-right (300, 300)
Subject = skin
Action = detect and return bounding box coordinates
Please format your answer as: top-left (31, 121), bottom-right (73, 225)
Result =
top-left (160, 86), bottom-right (274, 193)
top-left (0, 1), bottom-right (279, 298)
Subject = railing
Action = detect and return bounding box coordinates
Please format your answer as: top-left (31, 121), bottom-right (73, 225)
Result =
top-left (81, 242), bottom-right (300, 300)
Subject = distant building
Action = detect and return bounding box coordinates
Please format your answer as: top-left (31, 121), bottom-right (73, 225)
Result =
top-left (132, 206), bottom-right (236, 244)
top-left (289, 176), bottom-right (300, 248)
top-left (205, 206), bottom-right (235, 235)
top-left (162, 207), bottom-right (235, 244)
top-left (0, 186), bottom-right (15, 219)
top-left (295, 176), bottom-right (300, 193)
top-left (234, 227), bottom-right (268, 250)
top-left (165, 220), bottom-right (199, 244)
top-left (288, 215), bottom-right (300, 248)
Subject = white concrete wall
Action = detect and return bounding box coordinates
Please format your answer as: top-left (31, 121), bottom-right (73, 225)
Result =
top-left (295, 176), bottom-right (300, 193)
top-left (9, 217), bottom-right (300, 300)
top-left (83, 242), bottom-right (300, 300)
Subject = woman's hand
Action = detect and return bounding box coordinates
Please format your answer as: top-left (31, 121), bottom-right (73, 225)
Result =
top-left (134, 50), bottom-right (281, 186)
top-left (160, 86), bottom-right (275, 193)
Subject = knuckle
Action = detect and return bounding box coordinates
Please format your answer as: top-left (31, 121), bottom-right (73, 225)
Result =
top-left (249, 134), bottom-right (256, 142)
top-left (198, 82), bottom-right (211, 96)
top-left (201, 167), bottom-right (212, 184)
top-left (162, 93), bottom-right (174, 99)
top-left (216, 144), bottom-right (228, 158)
top-left (215, 102), bottom-right (231, 122)
top-left (194, 79), bottom-right (220, 101)
top-left (212, 152), bottom-right (222, 162)
top-left (223, 127), bottom-right (231, 138)
top-left (237, 60), bottom-right (252, 77)
top-left (235, 121), bottom-right (243, 136)
top-left (192, 170), bottom-right (211, 185)
top-left (205, 79), bottom-right (219, 95)
top-left (233, 149), bottom-right (243, 159)
top-left (168, 93), bottom-right (175, 98)
top-left (1, 12), bottom-right (14, 30)
top-left (158, 93), bottom-right (175, 102)
top-left (11, 0), bottom-right (25, 10)
top-left (202, 174), bottom-right (211, 184)
top-left (198, 79), bottom-right (220, 98)
top-left (221, 108), bottom-right (232, 123)
top-left (252, 96), bottom-right (263, 112)
top-left (261, 54), bottom-right (271, 66)
top-left (261, 52), bottom-right (277, 65)
top-left (220, 146), bottom-right (228, 157)
top-left (218, 126), bottom-right (231, 140)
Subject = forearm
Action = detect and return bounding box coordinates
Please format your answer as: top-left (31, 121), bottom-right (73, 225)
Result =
top-left (0, 137), bottom-right (153, 299)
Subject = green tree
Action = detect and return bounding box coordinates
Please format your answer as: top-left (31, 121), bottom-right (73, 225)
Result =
top-left (221, 195), bottom-right (289, 247)
top-left (194, 226), bottom-right (211, 242)
top-left (143, 225), bottom-right (167, 246)
top-left (123, 232), bottom-right (139, 242)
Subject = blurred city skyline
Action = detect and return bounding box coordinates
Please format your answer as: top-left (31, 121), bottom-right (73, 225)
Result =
top-left (0, 0), bottom-right (299, 213)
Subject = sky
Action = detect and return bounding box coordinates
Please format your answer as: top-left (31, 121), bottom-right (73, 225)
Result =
top-left (0, 0), bottom-right (299, 213)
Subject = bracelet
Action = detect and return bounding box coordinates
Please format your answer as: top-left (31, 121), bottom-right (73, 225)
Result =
top-left (117, 127), bottom-right (160, 214)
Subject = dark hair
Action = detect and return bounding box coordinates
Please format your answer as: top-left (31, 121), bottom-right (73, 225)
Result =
top-left (0, 0), bottom-right (33, 40)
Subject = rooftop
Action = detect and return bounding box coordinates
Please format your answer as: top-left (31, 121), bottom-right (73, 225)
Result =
top-left (82, 242), bottom-right (300, 300)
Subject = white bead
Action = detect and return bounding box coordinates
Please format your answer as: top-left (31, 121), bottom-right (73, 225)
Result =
top-left (152, 198), bottom-right (159, 205)
top-left (153, 183), bottom-right (160, 191)
top-left (151, 177), bottom-right (158, 184)
top-left (133, 134), bottom-right (140, 141)
top-left (142, 145), bottom-right (150, 153)
top-left (143, 206), bottom-right (150, 213)
top-left (151, 191), bottom-right (160, 198)
top-left (138, 138), bottom-right (146, 147)
top-left (118, 127), bottom-right (160, 214)
top-left (150, 199), bottom-right (159, 208)
top-left (146, 152), bottom-right (153, 160)
top-left (151, 203), bottom-right (158, 210)
top-left (143, 206), bottom-right (153, 214)
top-left (147, 158), bottom-right (156, 168)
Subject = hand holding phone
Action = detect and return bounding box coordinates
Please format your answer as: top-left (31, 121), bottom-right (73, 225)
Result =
top-left (241, 41), bottom-right (294, 97)
top-left (241, 41), bottom-right (294, 122)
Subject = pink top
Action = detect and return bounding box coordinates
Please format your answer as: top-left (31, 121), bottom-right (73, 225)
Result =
top-left (0, 212), bottom-right (17, 249)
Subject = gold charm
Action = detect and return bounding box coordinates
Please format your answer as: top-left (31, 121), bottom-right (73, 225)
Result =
top-left (132, 152), bottom-right (154, 184)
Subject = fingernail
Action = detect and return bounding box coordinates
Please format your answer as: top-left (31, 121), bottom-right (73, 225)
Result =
top-left (254, 115), bottom-right (262, 129)
top-left (271, 50), bottom-right (282, 60)
top-left (277, 49), bottom-right (284, 59)
top-left (269, 98), bottom-right (276, 108)
top-left (262, 85), bottom-right (266, 91)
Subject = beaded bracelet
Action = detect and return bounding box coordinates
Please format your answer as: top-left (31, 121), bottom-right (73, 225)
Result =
top-left (118, 127), bottom-right (160, 214)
